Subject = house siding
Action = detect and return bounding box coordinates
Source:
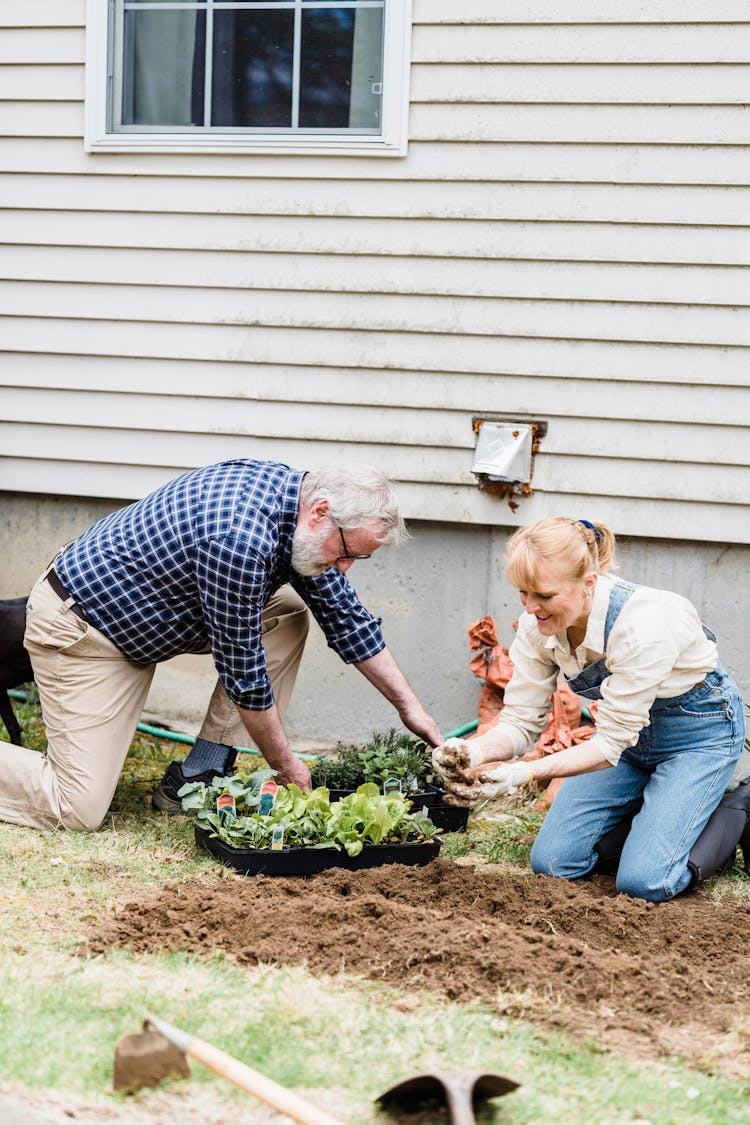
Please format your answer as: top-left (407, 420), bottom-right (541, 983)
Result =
top-left (1, 0), bottom-right (748, 545)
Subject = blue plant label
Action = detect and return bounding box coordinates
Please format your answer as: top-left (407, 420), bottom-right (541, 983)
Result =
top-left (383, 777), bottom-right (402, 795)
top-left (271, 825), bottom-right (285, 851)
top-left (259, 779), bottom-right (279, 816)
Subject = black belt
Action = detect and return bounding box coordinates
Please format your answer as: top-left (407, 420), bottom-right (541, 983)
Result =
top-left (47, 568), bottom-right (87, 622)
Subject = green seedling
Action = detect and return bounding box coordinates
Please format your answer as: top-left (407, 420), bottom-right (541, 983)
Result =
top-left (181, 778), bottom-right (441, 856)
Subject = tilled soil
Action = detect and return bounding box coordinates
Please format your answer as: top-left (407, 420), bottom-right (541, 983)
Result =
top-left (87, 860), bottom-right (750, 1075)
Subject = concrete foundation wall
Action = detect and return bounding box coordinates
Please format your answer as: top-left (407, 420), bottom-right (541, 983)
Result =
top-left (2, 492), bottom-right (747, 747)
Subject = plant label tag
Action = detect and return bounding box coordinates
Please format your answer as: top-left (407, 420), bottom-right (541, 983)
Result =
top-left (216, 793), bottom-right (236, 817)
top-left (383, 777), bottom-right (402, 796)
top-left (271, 825), bottom-right (285, 851)
top-left (259, 780), bottom-right (279, 816)
top-left (406, 772), bottom-right (418, 792)
top-left (422, 806), bottom-right (429, 817)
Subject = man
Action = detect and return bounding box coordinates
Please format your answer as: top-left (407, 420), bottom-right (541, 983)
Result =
top-left (0, 460), bottom-right (441, 830)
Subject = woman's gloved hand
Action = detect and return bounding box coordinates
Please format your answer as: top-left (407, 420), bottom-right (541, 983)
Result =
top-left (442, 759), bottom-right (535, 806)
top-left (432, 737), bottom-right (486, 786)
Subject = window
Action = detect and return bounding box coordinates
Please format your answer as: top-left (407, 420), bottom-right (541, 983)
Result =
top-left (85, 0), bottom-right (412, 155)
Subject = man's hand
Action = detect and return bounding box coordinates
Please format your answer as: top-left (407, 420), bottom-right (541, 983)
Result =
top-left (238, 703), bottom-right (312, 791)
top-left (274, 757), bottom-right (312, 791)
top-left (442, 759), bottom-right (535, 806)
top-left (398, 702), bottom-right (442, 748)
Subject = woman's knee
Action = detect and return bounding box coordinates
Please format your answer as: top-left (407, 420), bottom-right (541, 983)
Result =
top-left (531, 831), bottom-right (596, 879)
top-left (531, 836), bottom-right (575, 877)
top-left (615, 870), bottom-right (666, 902)
top-left (615, 858), bottom-right (687, 903)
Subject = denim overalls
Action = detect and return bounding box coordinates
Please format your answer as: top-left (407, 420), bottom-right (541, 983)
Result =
top-left (530, 579), bottom-right (745, 902)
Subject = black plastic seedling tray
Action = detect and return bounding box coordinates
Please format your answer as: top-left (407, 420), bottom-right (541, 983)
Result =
top-left (427, 801), bottom-right (470, 833)
top-left (308, 782), bottom-right (468, 832)
top-left (194, 824), bottom-right (442, 876)
top-left (311, 781), bottom-right (443, 808)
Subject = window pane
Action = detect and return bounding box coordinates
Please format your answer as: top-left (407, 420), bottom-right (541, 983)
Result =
top-left (300, 7), bottom-right (383, 130)
top-left (212, 11), bottom-right (294, 127)
top-left (122, 10), bottom-right (206, 125)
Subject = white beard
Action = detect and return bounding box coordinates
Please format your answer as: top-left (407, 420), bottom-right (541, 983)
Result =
top-left (290, 525), bottom-right (333, 577)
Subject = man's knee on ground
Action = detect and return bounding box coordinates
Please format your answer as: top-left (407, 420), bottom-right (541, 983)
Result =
top-left (57, 798), bottom-right (109, 832)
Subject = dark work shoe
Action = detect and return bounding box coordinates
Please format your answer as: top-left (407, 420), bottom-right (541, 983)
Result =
top-left (151, 760), bottom-right (235, 814)
top-left (722, 778), bottom-right (750, 874)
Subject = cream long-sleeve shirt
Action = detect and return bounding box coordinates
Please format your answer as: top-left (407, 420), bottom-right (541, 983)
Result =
top-left (493, 572), bottom-right (719, 766)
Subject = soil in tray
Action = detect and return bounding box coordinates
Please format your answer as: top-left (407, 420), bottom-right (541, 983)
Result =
top-left (194, 823), bottom-right (441, 875)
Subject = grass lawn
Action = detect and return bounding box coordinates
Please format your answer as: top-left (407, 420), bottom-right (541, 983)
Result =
top-left (1, 692), bottom-right (749, 1124)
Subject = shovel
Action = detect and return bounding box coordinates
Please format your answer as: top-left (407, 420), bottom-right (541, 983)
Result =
top-left (376, 1069), bottom-right (519, 1125)
top-left (113, 1014), bottom-right (345, 1125)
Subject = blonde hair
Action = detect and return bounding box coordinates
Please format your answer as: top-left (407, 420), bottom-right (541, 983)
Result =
top-left (506, 517), bottom-right (616, 590)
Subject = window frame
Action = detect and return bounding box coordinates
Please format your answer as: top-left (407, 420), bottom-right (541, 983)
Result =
top-left (84, 0), bottom-right (412, 157)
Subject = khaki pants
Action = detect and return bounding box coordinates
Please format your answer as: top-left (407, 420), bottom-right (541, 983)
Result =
top-left (0, 573), bottom-right (308, 831)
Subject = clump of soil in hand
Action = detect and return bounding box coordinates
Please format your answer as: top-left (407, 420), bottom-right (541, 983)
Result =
top-left (87, 861), bottom-right (750, 1076)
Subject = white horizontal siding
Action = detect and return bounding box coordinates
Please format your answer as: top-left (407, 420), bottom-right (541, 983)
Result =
top-left (3, 280), bottom-right (750, 346)
top-left (6, 138), bottom-right (750, 184)
top-left (1, 3), bottom-right (749, 544)
top-left (5, 210), bottom-right (750, 265)
top-left (412, 24), bottom-right (750, 63)
top-left (3, 317), bottom-right (748, 388)
top-left (413, 2), bottom-right (750, 22)
top-left (2, 389), bottom-right (748, 475)
top-left (5, 246), bottom-right (748, 306)
top-left (9, 22), bottom-right (750, 65)
top-left (3, 174), bottom-right (749, 226)
top-left (5, 1), bottom-right (750, 29)
top-left (8, 100), bottom-right (750, 146)
top-left (2, 419), bottom-right (746, 498)
top-left (6, 353), bottom-right (749, 427)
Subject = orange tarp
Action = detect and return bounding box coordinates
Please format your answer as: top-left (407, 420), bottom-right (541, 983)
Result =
top-left (467, 615), bottom-right (598, 807)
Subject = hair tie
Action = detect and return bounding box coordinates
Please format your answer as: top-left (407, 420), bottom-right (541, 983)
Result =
top-left (577, 518), bottom-right (602, 543)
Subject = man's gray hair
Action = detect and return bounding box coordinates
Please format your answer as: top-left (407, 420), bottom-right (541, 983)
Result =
top-left (300, 465), bottom-right (408, 547)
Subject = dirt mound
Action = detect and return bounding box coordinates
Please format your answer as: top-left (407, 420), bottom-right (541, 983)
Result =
top-left (87, 860), bottom-right (750, 1074)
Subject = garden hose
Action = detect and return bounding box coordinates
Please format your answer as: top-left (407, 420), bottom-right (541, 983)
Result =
top-left (8, 688), bottom-right (479, 761)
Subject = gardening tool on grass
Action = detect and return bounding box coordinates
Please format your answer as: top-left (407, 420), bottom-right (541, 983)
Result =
top-left (113, 1014), bottom-right (345, 1125)
top-left (376, 1069), bottom-right (519, 1125)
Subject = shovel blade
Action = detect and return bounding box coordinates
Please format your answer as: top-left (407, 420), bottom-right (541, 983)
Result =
top-left (113, 1027), bottom-right (191, 1093)
top-left (377, 1069), bottom-right (519, 1122)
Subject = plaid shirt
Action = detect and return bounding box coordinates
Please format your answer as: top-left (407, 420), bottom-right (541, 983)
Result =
top-left (55, 460), bottom-right (385, 709)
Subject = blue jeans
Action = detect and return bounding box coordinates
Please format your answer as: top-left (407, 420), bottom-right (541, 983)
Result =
top-left (530, 668), bottom-right (745, 902)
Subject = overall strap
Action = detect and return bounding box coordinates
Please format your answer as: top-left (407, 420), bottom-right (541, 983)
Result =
top-left (603, 579), bottom-right (638, 650)
top-left (562, 579), bottom-right (638, 699)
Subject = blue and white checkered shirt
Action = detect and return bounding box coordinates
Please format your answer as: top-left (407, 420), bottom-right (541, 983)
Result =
top-left (55, 460), bottom-right (385, 710)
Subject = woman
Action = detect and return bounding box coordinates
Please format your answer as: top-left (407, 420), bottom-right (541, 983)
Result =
top-left (434, 517), bottom-right (747, 903)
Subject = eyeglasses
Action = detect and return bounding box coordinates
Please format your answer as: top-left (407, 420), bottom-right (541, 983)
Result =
top-left (336, 526), bottom-right (371, 562)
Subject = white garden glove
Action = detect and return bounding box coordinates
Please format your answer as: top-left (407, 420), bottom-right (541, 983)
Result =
top-left (432, 738), bottom-right (486, 786)
top-left (442, 760), bottom-right (535, 807)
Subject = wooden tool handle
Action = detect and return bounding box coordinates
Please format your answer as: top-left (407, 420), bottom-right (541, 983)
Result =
top-left (147, 1016), bottom-right (344, 1125)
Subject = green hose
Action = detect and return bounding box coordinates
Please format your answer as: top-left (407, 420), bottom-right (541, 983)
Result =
top-left (8, 688), bottom-right (478, 760)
